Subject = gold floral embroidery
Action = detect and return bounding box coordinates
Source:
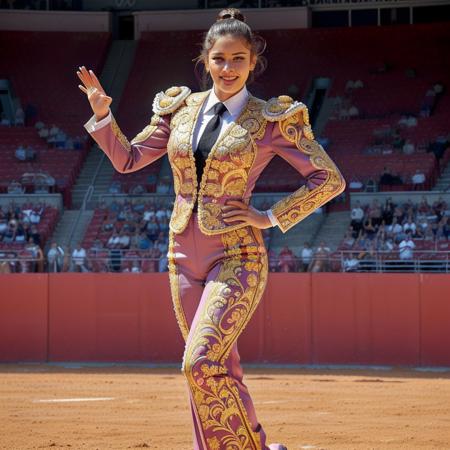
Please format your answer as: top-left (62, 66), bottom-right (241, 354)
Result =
top-left (182, 226), bottom-right (268, 450)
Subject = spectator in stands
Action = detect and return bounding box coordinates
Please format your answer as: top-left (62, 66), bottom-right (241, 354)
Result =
top-left (7, 181), bottom-right (25, 194)
top-left (154, 231), bottom-right (168, 254)
top-left (137, 231), bottom-right (151, 250)
top-left (310, 241), bottom-right (331, 272)
top-left (15, 106), bottom-right (25, 126)
top-left (343, 252), bottom-right (359, 272)
top-left (107, 231), bottom-right (120, 249)
top-left (38, 125), bottom-right (49, 139)
top-left (416, 216), bottom-right (430, 239)
top-left (350, 200), bottom-right (364, 234)
top-left (382, 197), bottom-right (395, 225)
top-left (402, 140), bottom-right (415, 155)
top-left (363, 217), bottom-right (377, 240)
top-left (342, 227), bottom-right (356, 247)
top-left (118, 228), bottom-right (131, 249)
top-left (299, 242), bottom-right (313, 272)
top-left (368, 199), bottom-right (382, 226)
top-left (125, 260), bottom-right (142, 273)
top-left (156, 178), bottom-right (171, 194)
top-left (28, 224), bottom-right (41, 245)
top-left (348, 178), bottom-right (363, 190)
top-left (432, 196), bottom-right (447, 222)
top-left (15, 144), bottom-right (36, 162)
top-left (47, 242), bottom-right (65, 272)
top-left (34, 121), bottom-right (45, 131)
top-left (399, 233), bottom-right (415, 261)
top-left (159, 252), bottom-right (168, 272)
top-left (434, 217), bottom-right (450, 241)
top-left (277, 246), bottom-right (295, 273)
top-left (386, 217), bottom-right (403, 243)
top-left (25, 236), bottom-right (44, 272)
top-left (411, 170), bottom-right (426, 189)
top-left (267, 249), bottom-right (278, 272)
top-left (348, 105), bottom-right (359, 119)
top-left (145, 216), bottom-right (159, 241)
top-left (71, 244), bottom-right (88, 272)
top-left (403, 218), bottom-right (417, 237)
top-left (379, 167), bottom-right (403, 187)
top-left (54, 130), bottom-right (67, 149)
top-left (108, 181), bottom-right (122, 194)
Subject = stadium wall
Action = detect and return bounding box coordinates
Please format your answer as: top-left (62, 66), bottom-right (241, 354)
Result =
top-left (0, 9), bottom-right (110, 32)
top-left (1, 273), bottom-right (449, 367)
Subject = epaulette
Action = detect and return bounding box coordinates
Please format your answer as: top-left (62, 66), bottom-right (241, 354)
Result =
top-left (262, 95), bottom-right (314, 140)
top-left (152, 86), bottom-right (191, 115)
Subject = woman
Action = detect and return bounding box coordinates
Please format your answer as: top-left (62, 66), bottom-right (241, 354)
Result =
top-left (77, 8), bottom-right (345, 450)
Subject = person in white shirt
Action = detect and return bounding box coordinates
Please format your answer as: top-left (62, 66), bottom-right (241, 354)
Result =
top-left (300, 242), bottom-right (313, 272)
top-left (351, 200), bottom-right (365, 233)
top-left (399, 235), bottom-right (416, 260)
top-left (343, 253), bottom-right (359, 272)
top-left (412, 170), bottom-right (425, 186)
top-left (71, 245), bottom-right (88, 272)
top-left (403, 219), bottom-right (417, 236)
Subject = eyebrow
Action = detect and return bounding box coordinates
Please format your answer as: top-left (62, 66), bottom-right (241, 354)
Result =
top-left (211, 51), bottom-right (248, 56)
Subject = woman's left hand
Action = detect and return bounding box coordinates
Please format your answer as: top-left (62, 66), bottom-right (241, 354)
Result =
top-left (222, 200), bottom-right (272, 229)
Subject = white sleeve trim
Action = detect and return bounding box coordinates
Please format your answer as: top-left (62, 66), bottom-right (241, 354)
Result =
top-left (266, 209), bottom-right (280, 228)
top-left (84, 110), bottom-right (112, 133)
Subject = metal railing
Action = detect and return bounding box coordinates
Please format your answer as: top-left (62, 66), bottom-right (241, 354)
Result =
top-left (1, 249), bottom-right (449, 273)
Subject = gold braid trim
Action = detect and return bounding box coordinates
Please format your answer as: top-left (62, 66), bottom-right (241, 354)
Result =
top-left (111, 116), bottom-right (131, 152)
top-left (130, 114), bottom-right (161, 145)
top-left (152, 86), bottom-right (191, 116)
top-left (262, 95), bottom-right (314, 140)
top-left (271, 115), bottom-right (346, 232)
top-left (167, 229), bottom-right (190, 341)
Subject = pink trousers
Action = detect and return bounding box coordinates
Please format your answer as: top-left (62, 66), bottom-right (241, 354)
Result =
top-left (167, 212), bottom-right (271, 450)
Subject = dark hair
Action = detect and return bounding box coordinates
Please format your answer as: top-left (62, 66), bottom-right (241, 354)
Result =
top-left (195, 8), bottom-right (267, 89)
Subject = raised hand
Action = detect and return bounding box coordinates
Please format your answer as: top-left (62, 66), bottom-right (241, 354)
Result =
top-left (77, 66), bottom-right (112, 121)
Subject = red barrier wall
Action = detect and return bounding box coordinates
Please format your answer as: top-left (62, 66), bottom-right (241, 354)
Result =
top-left (0, 273), bottom-right (449, 366)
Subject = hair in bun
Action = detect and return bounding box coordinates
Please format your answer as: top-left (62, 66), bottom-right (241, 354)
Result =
top-left (195, 8), bottom-right (267, 89)
top-left (216, 8), bottom-right (246, 23)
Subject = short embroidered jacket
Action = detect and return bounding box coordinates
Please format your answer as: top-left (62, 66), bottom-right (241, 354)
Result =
top-left (87, 86), bottom-right (346, 234)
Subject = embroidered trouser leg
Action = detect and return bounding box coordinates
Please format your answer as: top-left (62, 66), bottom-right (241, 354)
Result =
top-left (168, 213), bottom-right (269, 450)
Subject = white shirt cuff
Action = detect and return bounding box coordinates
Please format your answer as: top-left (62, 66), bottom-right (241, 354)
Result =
top-left (84, 110), bottom-right (112, 133)
top-left (266, 209), bottom-right (279, 228)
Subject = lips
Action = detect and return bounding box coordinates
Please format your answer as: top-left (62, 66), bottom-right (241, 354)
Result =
top-left (221, 76), bottom-right (238, 85)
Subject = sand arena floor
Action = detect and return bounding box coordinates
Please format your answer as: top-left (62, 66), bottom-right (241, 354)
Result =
top-left (0, 364), bottom-right (449, 450)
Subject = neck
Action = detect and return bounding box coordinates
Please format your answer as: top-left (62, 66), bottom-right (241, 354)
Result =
top-left (213, 85), bottom-right (245, 102)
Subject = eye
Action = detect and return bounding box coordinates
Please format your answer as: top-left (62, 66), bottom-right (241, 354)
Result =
top-left (212, 57), bottom-right (223, 61)
top-left (234, 56), bottom-right (245, 61)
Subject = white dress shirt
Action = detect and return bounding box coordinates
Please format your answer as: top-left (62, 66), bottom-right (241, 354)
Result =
top-left (84, 86), bottom-right (279, 228)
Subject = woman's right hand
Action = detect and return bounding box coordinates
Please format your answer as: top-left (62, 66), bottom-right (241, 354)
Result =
top-left (77, 66), bottom-right (112, 121)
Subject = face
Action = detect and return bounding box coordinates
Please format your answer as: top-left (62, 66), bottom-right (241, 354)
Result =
top-left (205, 35), bottom-right (256, 101)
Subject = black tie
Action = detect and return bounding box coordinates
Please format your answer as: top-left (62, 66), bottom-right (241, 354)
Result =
top-left (193, 102), bottom-right (227, 213)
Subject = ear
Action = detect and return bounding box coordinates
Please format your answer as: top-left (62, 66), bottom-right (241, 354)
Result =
top-left (250, 54), bottom-right (257, 72)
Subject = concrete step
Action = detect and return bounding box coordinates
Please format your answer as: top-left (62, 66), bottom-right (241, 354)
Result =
top-left (311, 211), bottom-right (350, 251)
top-left (270, 212), bottom-right (324, 254)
